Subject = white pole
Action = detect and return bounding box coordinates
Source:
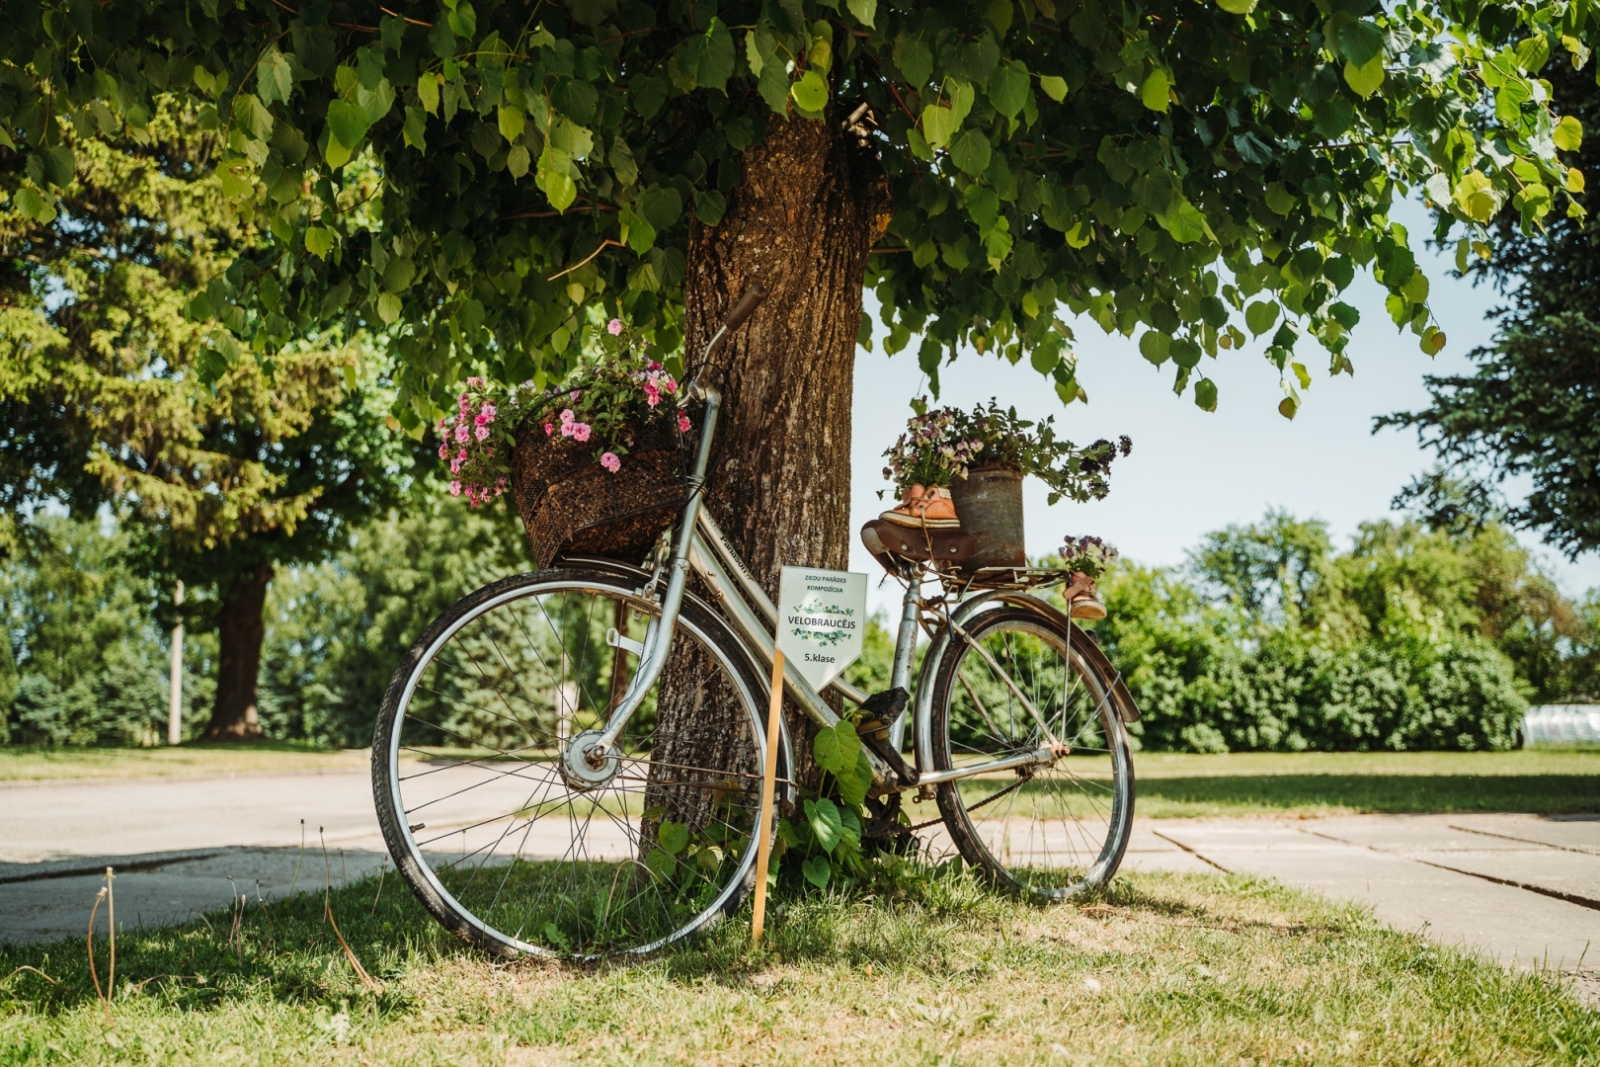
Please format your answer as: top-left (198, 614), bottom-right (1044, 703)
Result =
top-left (168, 580), bottom-right (184, 745)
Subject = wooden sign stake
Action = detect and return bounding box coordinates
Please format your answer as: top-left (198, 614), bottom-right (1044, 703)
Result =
top-left (750, 648), bottom-right (785, 944)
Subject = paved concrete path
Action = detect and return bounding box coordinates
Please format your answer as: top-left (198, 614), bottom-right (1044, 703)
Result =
top-left (1, 767), bottom-right (1596, 1007)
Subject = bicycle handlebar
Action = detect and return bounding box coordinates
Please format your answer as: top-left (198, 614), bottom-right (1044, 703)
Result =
top-left (722, 285), bottom-right (767, 331)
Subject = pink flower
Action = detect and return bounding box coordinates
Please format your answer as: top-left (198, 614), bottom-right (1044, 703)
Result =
top-left (457, 448), bottom-right (467, 461)
top-left (449, 480), bottom-right (462, 496)
top-left (544, 422), bottom-right (554, 436)
top-left (678, 413), bottom-right (691, 433)
top-left (569, 390), bottom-right (580, 401)
top-left (607, 318), bottom-right (624, 335)
top-left (600, 452), bottom-right (621, 472)
top-left (560, 421), bottom-right (576, 437)
top-left (455, 424), bottom-right (470, 443)
top-left (467, 376), bottom-right (486, 388)
top-left (572, 422), bottom-right (592, 442)
top-left (664, 377), bottom-right (678, 394)
top-left (474, 424), bottom-right (490, 441)
top-left (560, 408), bottom-right (575, 424)
top-left (479, 401), bottom-right (495, 421)
top-left (437, 443), bottom-right (449, 459)
top-left (648, 361), bottom-right (662, 371)
top-left (450, 458), bottom-right (462, 474)
top-left (644, 382), bottom-right (661, 408)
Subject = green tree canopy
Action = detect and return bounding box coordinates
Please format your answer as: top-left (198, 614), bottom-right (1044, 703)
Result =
top-left (3, 0), bottom-right (1591, 422)
top-left (1381, 57), bottom-right (1600, 558)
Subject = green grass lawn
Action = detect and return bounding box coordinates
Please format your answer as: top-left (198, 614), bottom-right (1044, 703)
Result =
top-left (0, 865), bottom-right (1594, 1065)
top-left (0, 742), bottom-right (366, 781)
top-left (1131, 750), bottom-right (1600, 818)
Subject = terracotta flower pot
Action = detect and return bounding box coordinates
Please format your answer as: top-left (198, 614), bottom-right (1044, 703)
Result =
top-left (949, 463), bottom-right (1027, 569)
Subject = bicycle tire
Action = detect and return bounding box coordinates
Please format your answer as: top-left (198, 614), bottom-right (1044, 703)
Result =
top-left (928, 604), bottom-right (1135, 898)
top-left (372, 567), bottom-right (787, 958)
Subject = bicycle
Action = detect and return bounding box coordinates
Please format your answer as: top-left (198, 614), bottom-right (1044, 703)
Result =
top-left (372, 289), bottom-right (1140, 959)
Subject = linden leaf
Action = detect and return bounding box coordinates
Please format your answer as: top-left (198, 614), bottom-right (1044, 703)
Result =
top-left (1038, 74), bottom-right (1068, 102)
top-left (1194, 377), bottom-right (1218, 412)
top-left (1568, 167), bottom-right (1585, 193)
top-left (791, 69), bottom-right (829, 113)
top-left (847, 0), bottom-right (876, 27)
top-left (657, 820), bottom-right (689, 855)
top-left (1245, 300), bottom-right (1280, 336)
top-left (1140, 68), bottom-right (1171, 113)
top-left (304, 226), bottom-right (337, 258)
top-left (1344, 55), bottom-right (1385, 98)
top-left (805, 797), bottom-right (843, 854)
top-left (894, 34), bottom-right (934, 86)
top-left (1217, 0), bottom-right (1257, 13)
top-left (949, 129), bottom-right (993, 175)
top-left (812, 720), bottom-right (861, 776)
top-left (1555, 114), bottom-right (1584, 151)
top-left (921, 104), bottom-right (956, 150)
top-left (801, 854), bottom-right (831, 888)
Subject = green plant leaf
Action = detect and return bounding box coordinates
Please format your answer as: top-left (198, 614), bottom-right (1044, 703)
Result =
top-left (949, 129), bottom-right (993, 175)
top-left (847, 0), bottom-right (876, 28)
top-left (326, 99), bottom-right (370, 150)
top-left (1245, 300), bottom-right (1279, 336)
top-left (989, 61), bottom-right (1030, 118)
top-left (813, 720), bottom-right (861, 776)
top-left (645, 847), bottom-right (676, 881)
top-left (683, 17), bottom-right (736, 92)
top-left (804, 797), bottom-right (843, 853)
top-left (1157, 199), bottom-right (1206, 243)
top-left (1344, 55), bottom-right (1385, 98)
top-left (1264, 182), bottom-right (1296, 216)
top-left (304, 227), bottom-right (336, 259)
top-left (1038, 74), bottom-right (1068, 102)
top-left (1140, 69), bottom-right (1171, 113)
top-left (1217, 0), bottom-right (1257, 13)
top-left (791, 69), bottom-right (829, 113)
top-left (1336, 21), bottom-right (1385, 67)
top-left (657, 820), bottom-right (690, 854)
top-left (1194, 377), bottom-right (1218, 412)
top-left (836, 749), bottom-right (870, 808)
top-left (1555, 115), bottom-right (1584, 151)
top-left (894, 34), bottom-right (933, 85)
top-left (536, 146), bottom-right (577, 211)
top-left (801, 854), bottom-right (831, 888)
top-left (257, 47), bottom-right (294, 106)
top-left (1139, 331), bottom-right (1170, 365)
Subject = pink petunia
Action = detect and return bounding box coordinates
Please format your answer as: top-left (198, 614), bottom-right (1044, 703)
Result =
top-left (678, 413), bottom-right (691, 433)
top-left (475, 424), bottom-right (490, 441)
top-left (560, 421), bottom-right (576, 437)
top-left (448, 480), bottom-right (462, 496)
top-left (544, 422), bottom-right (555, 436)
top-left (572, 422), bottom-right (591, 442)
top-left (607, 319), bottom-right (624, 335)
top-left (643, 382), bottom-right (661, 408)
top-left (454, 423), bottom-right (470, 444)
top-left (437, 443), bottom-right (449, 459)
top-left (560, 408), bottom-right (575, 424)
top-left (479, 401), bottom-right (495, 421)
top-left (600, 452), bottom-right (621, 472)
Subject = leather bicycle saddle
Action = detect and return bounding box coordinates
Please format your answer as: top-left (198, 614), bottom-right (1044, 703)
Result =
top-left (860, 518), bottom-right (975, 572)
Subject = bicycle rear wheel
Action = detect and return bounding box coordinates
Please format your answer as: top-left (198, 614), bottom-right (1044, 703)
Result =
top-left (929, 604), bottom-right (1134, 898)
top-left (372, 569), bottom-right (778, 958)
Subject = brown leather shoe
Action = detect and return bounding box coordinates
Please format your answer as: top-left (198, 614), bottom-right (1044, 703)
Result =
top-left (1068, 575), bottom-right (1107, 620)
top-left (880, 484), bottom-right (961, 529)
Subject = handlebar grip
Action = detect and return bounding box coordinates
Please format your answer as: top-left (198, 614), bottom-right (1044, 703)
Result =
top-left (722, 285), bottom-right (768, 331)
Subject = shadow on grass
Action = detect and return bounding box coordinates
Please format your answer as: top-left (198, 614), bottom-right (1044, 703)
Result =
top-left (0, 874), bottom-right (476, 1016)
top-left (1136, 774), bottom-right (1600, 815)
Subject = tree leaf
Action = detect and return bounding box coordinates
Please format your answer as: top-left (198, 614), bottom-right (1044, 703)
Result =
top-left (326, 99), bottom-right (370, 151)
top-left (921, 105), bottom-right (955, 150)
top-left (1555, 115), bottom-right (1584, 151)
top-left (683, 17), bottom-right (735, 92)
top-left (847, 0), bottom-right (876, 27)
top-left (1337, 21), bottom-right (1385, 67)
top-left (1139, 331), bottom-right (1170, 365)
top-left (894, 34), bottom-right (933, 85)
top-left (790, 69), bottom-right (829, 113)
top-left (804, 797), bottom-right (843, 853)
top-left (949, 129), bottom-right (993, 175)
top-left (1194, 377), bottom-right (1218, 412)
top-left (1245, 300), bottom-right (1280, 336)
top-left (417, 73), bottom-right (441, 115)
top-left (636, 185), bottom-right (683, 230)
top-left (536, 145), bottom-right (577, 211)
top-left (498, 105), bottom-right (525, 143)
top-left (801, 854), bottom-right (831, 888)
top-left (1038, 74), bottom-right (1068, 102)
top-left (1264, 182), bottom-right (1296, 216)
top-left (1217, 0), bottom-right (1257, 13)
top-left (988, 60), bottom-right (1030, 118)
top-left (1157, 198), bottom-right (1207, 243)
top-left (1140, 69), bottom-right (1171, 113)
top-left (836, 748), bottom-right (871, 808)
top-left (1344, 55), bottom-right (1385, 98)
top-left (304, 226), bottom-right (337, 259)
top-left (257, 47), bottom-right (294, 106)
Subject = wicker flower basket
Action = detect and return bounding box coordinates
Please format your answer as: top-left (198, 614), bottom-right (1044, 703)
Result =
top-left (509, 420), bottom-right (688, 568)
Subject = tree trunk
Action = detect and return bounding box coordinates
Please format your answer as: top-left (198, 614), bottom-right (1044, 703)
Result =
top-left (204, 562), bottom-right (272, 740)
top-left (644, 111), bottom-right (889, 831)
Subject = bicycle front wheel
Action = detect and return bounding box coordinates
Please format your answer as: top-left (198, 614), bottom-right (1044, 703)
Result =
top-left (372, 569), bottom-right (778, 958)
top-left (929, 604), bottom-right (1134, 898)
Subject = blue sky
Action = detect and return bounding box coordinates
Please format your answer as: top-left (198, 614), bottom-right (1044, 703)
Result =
top-left (844, 200), bottom-right (1600, 615)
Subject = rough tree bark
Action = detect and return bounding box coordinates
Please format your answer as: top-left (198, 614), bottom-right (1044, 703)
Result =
top-left (643, 111), bottom-right (889, 830)
top-left (203, 562), bottom-right (272, 740)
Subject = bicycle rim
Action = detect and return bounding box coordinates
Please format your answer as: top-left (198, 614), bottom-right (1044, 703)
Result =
top-left (372, 570), bottom-right (774, 958)
top-left (930, 606), bottom-right (1134, 898)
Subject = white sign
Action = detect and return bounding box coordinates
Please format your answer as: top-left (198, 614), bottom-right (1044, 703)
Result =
top-left (776, 566), bottom-right (867, 689)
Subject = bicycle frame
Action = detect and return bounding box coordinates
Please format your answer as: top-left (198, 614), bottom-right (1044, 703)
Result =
top-left (582, 382), bottom-right (1064, 793)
